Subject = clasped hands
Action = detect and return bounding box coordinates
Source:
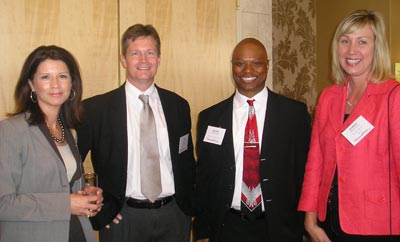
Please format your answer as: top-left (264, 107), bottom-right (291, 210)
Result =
top-left (70, 185), bottom-right (103, 218)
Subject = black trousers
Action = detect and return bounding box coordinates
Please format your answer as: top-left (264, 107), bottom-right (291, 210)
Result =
top-left (321, 207), bottom-right (400, 242)
top-left (320, 172), bottom-right (400, 242)
top-left (218, 209), bottom-right (269, 242)
top-left (99, 198), bottom-right (191, 242)
top-left (69, 215), bottom-right (86, 242)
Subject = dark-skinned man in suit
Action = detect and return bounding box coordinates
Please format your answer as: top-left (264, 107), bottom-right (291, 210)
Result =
top-left (194, 38), bottom-right (311, 242)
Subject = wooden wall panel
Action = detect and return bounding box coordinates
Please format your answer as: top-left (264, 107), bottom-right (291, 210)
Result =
top-left (391, 0), bottom-right (400, 66)
top-left (1, 0), bottom-right (237, 145)
top-left (0, 0), bottom-right (119, 120)
top-left (316, 0), bottom-right (391, 94)
top-left (119, 0), bottom-right (237, 139)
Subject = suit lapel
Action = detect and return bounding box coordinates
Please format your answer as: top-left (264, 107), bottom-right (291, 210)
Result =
top-left (38, 123), bottom-right (64, 163)
top-left (36, 122), bottom-right (70, 187)
top-left (110, 85), bottom-right (128, 168)
top-left (214, 95), bottom-right (235, 166)
top-left (156, 86), bottom-right (178, 162)
top-left (222, 99), bottom-right (236, 165)
top-left (38, 118), bottom-right (84, 185)
top-left (343, 84), bottom-right (381, 129)
top-left (260, 90), bottom-right (278, 160)
top-left (64, 127), bottom-right (83, 183)
top-left (328, 86), bottom-right (346, 132)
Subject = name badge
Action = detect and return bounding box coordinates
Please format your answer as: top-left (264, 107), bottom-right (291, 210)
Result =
top-left (203, 126), bottom-right (226, 145)
top-left (341, 115), bottom-right (374, 146)
top-left (179, 134), bottom-right (189, 154)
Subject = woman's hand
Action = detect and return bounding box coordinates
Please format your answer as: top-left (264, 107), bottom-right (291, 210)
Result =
top-left (70, 191), bottom-right (103, 217)
top-left (305, 212), bottom-right (331, 242)
top-left (80, 185), bottom-right (104, 212)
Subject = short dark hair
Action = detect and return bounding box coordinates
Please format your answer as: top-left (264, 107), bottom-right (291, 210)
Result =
top-left (11, 45), bottom-right (83, 128)
top-left (121, 24), bottom-right (161, 56)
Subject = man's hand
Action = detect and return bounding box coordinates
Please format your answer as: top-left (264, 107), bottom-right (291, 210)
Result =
top-left (105, 213), bottom-right (123, 229)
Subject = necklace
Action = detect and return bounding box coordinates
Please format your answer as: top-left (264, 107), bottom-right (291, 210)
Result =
top-left (346, 100), bottom-right (353, 107)
top-left (49, 116), bottom-right (65, 143)
top-left (346, 81), bottom-right (354, 109)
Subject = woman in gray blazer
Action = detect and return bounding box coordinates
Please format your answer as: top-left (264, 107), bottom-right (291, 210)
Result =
top-left (0, 46), bottom-right (103, 242)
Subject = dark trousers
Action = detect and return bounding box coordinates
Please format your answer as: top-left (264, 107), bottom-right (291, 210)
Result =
top-left (69, 215), bottom-right (86, 242)
top-left (321, 171), bottom-right (400, 242)
top-left (218, 209), bottom-right (269, 242)
top-left (99, 198), bottom-right (191, 242)
top-left (321, 208), bottom-right (400, 242)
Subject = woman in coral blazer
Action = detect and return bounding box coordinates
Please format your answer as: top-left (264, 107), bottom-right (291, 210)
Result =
top-left (298, 10), bottom-right (400, 242)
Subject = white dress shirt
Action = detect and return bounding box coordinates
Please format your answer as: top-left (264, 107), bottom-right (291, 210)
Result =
top-left (125, 81), bottom-right (175, 199)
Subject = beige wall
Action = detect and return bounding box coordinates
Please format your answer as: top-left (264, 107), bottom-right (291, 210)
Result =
top-left (119, 0), bottom-right (237, 143)
top-left (391, 0), bottom-right (400, 65)
top-left (0, 0), bottom-right (236, 148)
top-left (316, 0), bottom-right (394, 95)
top-left (1, 2), bottom-right (236, 240)
top-left (237, 0), bottom-right (318, 114)
top-left (0, 0), bottom-right (120, 120)
top-left (236, 0), bottom-right (273, 88)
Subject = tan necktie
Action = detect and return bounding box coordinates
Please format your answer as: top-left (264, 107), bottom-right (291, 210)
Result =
top-left (139, 94), bottom-right (161, 202)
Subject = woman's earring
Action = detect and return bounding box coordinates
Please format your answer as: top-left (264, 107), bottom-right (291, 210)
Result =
top-left (30, 91), bottom-right (37, 103)
top-left (68, 89), bottom-right (76, 101)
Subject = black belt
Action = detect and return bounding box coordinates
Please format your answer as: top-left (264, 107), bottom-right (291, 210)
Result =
top-left (126, 196), bottom-right (173, 209)
top-left (229, 208), bottom-right (266, 221)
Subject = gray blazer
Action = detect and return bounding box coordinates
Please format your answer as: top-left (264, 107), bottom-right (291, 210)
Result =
top-left (0, 113), bottom-right (96, 242)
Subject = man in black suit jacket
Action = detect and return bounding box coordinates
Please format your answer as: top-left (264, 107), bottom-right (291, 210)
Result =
top-left (77, 24), bottom-right (195, 242)
top-left (193, 38), bottom-right (311, 242)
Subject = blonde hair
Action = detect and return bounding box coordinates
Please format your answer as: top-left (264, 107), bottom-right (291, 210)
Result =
top-left (331, 10), bottom-right (392, 85)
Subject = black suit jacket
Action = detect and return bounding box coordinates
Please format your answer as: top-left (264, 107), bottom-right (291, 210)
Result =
top-left (76, 83), bottom-right (195, 230)
top-left (193, 89), bottom-right (311, 242)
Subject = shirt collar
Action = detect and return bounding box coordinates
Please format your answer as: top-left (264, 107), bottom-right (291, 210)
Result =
top-left (125, 81), bottom-right (156, 98)
top-left (233, 87), bottom-right (268, 108)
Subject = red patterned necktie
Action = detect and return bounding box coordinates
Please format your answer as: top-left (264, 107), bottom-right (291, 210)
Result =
top-left (241, 99), bottom-right (262, 219)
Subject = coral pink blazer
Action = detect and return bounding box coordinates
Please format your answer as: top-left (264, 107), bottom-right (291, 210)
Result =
top-left (298, 79), bottom-right (400, 235)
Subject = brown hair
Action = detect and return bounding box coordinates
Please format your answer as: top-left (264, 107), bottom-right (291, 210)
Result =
top-left (121, 24), bottom-right (161, 56)
top-left (11, 45), bottom-right (83, 128)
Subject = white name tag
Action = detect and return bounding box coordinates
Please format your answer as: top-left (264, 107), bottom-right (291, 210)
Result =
top-left (341, 115), bottom-right (374, 146)
top-left (179, 134), bottom-right (189, 154)
top-left (203, 126), bottom-right (226, 145)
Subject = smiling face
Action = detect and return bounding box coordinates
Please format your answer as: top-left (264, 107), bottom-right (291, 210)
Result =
top-left (231, 39), bottom-right (269, 98)
top-left (338, 24), bottom-right (375, 81)
top-left (120, 36), bottom-right (161, 91)
top-left (28, 59), bottom-right (72, 114)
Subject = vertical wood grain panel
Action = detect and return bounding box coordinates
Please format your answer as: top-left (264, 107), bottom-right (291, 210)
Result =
top-left (316, 0), bottom-right (391, 94)
top-left (391, 0), bottom-right (400, 67)
top-left (119, 0), bottom-right (237, 139)
top-left (0, 0), bottom-right (119, 120)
